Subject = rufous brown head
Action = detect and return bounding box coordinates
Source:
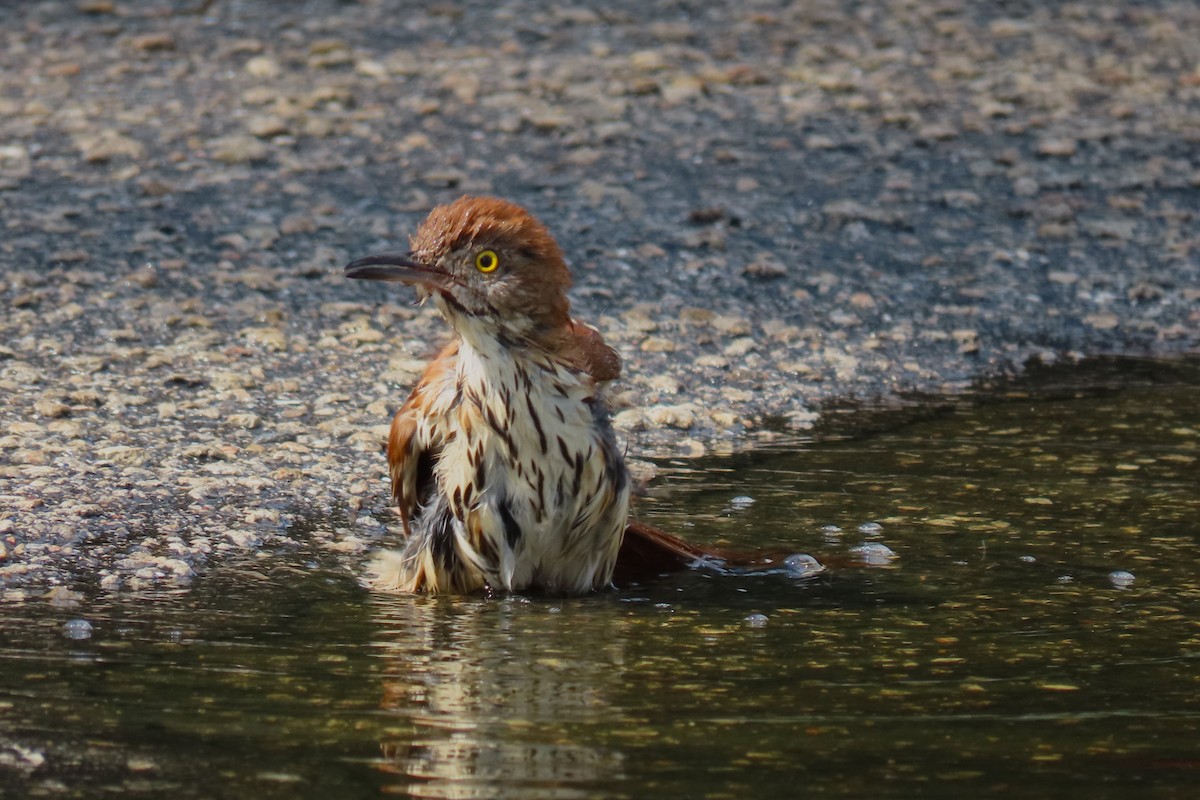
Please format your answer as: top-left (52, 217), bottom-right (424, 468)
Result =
top-left (345, 196), bottom-right (573, 334)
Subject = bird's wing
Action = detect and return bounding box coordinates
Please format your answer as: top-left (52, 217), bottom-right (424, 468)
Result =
top-left (552, 318), bottom-right (622, 382)
top-left (387, 341), bottom-right (459, 535)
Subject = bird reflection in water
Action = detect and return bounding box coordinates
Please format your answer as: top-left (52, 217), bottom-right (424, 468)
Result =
top-left (370, 593), bottom-right (627, 799)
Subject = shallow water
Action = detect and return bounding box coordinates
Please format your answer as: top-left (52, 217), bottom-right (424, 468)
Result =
top-left (2, 357), bottom-right (1198, 799)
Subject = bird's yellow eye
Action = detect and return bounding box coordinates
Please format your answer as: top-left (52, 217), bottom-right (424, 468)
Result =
top-left (475, 249), bottom-right (499, 273)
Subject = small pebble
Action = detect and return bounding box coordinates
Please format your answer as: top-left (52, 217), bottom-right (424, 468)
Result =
top-left (1108, 570), bottom-right (1135, 589)
top-left (62, 619), bottom-right (94, 639)
top-left (744, 613), bottom-right (769, 627)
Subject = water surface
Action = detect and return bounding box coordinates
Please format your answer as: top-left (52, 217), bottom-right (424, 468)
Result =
top-left (2, 357), bottom-right (1198, 798)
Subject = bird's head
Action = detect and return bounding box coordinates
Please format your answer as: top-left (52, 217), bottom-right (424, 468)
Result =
top-left (345, 196), bottom-right (572, 336)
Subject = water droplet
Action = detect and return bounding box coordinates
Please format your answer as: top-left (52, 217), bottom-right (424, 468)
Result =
top-left (728, 495), bottom-right (756, 511)
top-left (850, 542), bottom-right (897, 566)
top-left (819, 524), bottom-right (843, 543)
top-left (1108, 570), bottom-right (1135, 589)
top-left (63, 619), bottom-right (93, 640)
top-left (744, 613), bottom-right (769, 628)
top-left (783, 553), bottom-right (824, 577)
top-left (858, 521), bottom-right (884, 536)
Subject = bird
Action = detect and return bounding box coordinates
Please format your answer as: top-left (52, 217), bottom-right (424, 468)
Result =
top-left (345, 195), bottom-right (710, 594)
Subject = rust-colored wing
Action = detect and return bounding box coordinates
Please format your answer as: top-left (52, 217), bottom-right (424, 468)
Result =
top-left (550, 318), bottom-right (622, 382)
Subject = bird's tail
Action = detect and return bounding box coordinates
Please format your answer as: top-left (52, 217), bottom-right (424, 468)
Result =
top-left (615, 517), bottom-right (848, 585)
top-left (614, 519), bottom-right (715, 581)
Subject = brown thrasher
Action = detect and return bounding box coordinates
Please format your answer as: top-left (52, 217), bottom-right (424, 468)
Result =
top-left (346, 196), bottom-right (710, 594)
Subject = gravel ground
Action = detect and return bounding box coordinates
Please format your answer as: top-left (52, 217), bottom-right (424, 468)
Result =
top-left (1, 0), bottom-right (1197, 592)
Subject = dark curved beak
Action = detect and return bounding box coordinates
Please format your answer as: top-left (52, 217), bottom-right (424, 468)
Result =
top-left (343, 253), bottom-right (455, 290)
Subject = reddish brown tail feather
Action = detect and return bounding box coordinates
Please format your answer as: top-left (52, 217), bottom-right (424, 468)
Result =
top-left (615, 519), bottom-right (886, 585)
top-left (613, 519), bottom-right (796, 583)
top-left (613, 520), bottom-right (710, 582)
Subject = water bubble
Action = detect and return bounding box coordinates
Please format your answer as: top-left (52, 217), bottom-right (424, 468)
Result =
top-left (849, 542), bottom-right (897, 566)
top-left (819, 524), bottom-right (843, 543)
top-left (1057, 575), bottom-right (1074, 584)
top-left (783, 553), bottom-right (824, 578)
top-left (1019, 555), bottom-right (1037, 564)
top-left (62, 619), bottom-right (93, 640)
top-left (744, 613), bottom-right (769, 628)
top-left (728, 495), bottom-right (756, 511)
top-left (1108, 570), bottom-right (1135, 589)
top-left (857, 522), bottom-right (884, 536)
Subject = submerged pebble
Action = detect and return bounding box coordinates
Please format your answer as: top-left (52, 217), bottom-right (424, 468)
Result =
top-left (783, 553), bottom-right (824, 578)
top-left (849, 542), bottom-right (897, 566)
top-left (1108, 570), bottom-right (1135, 588)
top-left (62, 619), bottom-right (93, 640)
